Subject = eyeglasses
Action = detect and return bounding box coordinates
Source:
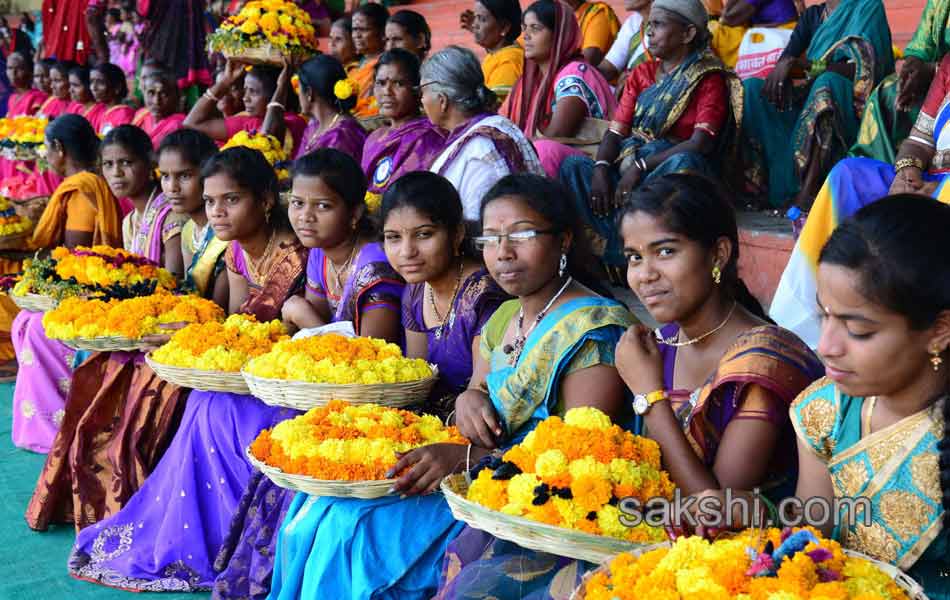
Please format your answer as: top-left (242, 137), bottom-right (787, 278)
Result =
top-left (472, 229), bottom-right (558, 250)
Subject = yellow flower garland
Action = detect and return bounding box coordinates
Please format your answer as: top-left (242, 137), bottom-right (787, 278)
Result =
top-left (151, 314), bottom-right (287, 371)
top-left (466, 407), bottom-right (675, 543)
top-left (42, 290), bottom-right (224, 340)
top-left (245, 334), bottom-right (433, 384)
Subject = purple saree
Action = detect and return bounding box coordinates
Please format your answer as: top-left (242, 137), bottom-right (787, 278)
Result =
top-left (360, 117), bottom-right (445, 195)
top-left (295, 116), bottom-right (368, 163)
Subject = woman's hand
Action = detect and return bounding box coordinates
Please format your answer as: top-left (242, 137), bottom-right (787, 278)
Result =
top-left (590, 164), bottom-right (614, 216)
top-left (889, 166), bottom-right (925, 195)
top-left (140, 321), bottom-right (189, 351)
top-left (222, 59), bottom-right (245, 86)
top-left (455, 388), bottom-right (502, 449)
top-left (762, 58), bottom-right (793, 109)
top-left (614, 164), bottom-right (644, 212)
top-left (896, 56), bottom-right (931, 112)
top-left (614, 325), bottom-right (665, 395)
top-left (387, 443), bottom-right (471, 495)
top-left (459, 9), bottom-right (475, 32)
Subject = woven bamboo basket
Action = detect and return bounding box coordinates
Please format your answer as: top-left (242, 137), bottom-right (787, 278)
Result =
top-left (61, 336), bottom-right (152, 352)
top-left (145, 354), bottom-right (250, 394)
top-left (441, 473), bottom-right (645, 564)
top-left (246, 447), bottom-right (395, 499)
top-left (10, 292), bottom-right (56, 312)
top-left (568, 544), bottom-right (931, 600)
top-left (0, 232), bottom-right (30, 251)
top-left (241, 364), bottom-right (438, 410)
top-left (223, 44), bottom-right (285, 66)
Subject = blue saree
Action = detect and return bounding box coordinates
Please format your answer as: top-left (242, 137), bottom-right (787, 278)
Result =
top-left (267, 296), bottom-right (636, 600)
top-left (436, 297), bottom-right (638, 600)
top-left (560, 49), bottom-right (740, 277)
top-left (791, 379), bottom-right (949, 598)
top-left (742, 0), bottom-right (894, 208)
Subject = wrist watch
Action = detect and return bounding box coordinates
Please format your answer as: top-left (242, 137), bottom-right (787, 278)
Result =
top-left (633, 389), bottom-right (668, 416)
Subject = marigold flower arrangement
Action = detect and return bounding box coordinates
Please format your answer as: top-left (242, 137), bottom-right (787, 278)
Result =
top-left (209, 0), bottom-right (318, 62)
top-left (250, 400), bottom-right (467, 480)
top-left (245, 334), bottom-right (433, 384)
top-left (364, 191), bottom-right (382, 214)
top-left (466, 407), bottom-right (675, 543)
top-left (42, 289), bottom-right (224, 340)
top-left (10, 245), bottom-right (178, 300)
top-left (582, 526), bottom-right (910, 600)
top-left (221, 131), bottom-right (290, 179)
top-left (0, 196), bottom-right (31, 237)
top-left (0, 116), bottom-right (47, 160)
top-left (151, 314), bottom-right (287, 372)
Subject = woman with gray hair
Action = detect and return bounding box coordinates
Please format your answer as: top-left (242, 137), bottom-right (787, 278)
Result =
top-left (421, 46), bottom-right (544, 220)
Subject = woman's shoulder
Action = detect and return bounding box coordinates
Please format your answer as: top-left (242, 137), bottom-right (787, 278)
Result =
top-left (789, 376), bottom-right (856, 460)
top-left (726, 323), bottom-right (824, 374)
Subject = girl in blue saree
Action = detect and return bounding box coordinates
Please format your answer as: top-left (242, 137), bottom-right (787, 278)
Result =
top-left (559, 0), bottom-right (741, 283)
top-left (692, 196), bottom-right (950, 598)
top-left (266, 173), bottom-right (635, 600)
top-left (741, 0), bottom-right (894, 209)
top-left (770, 54), bottom-right (950, 349)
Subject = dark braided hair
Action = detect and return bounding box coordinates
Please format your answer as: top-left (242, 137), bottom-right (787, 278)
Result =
top-left (617, 172), bottom-right (770, 321)
top-left (820, 194), bottom-right (950, 528)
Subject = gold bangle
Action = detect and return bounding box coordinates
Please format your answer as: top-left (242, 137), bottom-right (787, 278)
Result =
top-left (894, 157), bottom-right (925, 172)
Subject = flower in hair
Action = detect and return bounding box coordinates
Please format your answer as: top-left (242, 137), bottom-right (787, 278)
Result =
top-left (291, 74), bottom-right (300, 94)
top-left (334, 79), bottom-right (356, 101)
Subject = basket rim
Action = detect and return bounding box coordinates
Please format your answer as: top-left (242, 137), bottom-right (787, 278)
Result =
top-left (440, 473), bottom-right (646, 554)
top-left (245, 445), bottom-right (397, 488)
top-left (144, 352), bottom-right (247, 379)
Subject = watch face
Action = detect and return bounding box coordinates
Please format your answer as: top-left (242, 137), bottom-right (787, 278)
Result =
top-left (633, 395), bottom-right (648, 415)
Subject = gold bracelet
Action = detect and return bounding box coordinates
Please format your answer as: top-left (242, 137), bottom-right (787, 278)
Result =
top-left (894, 157), bottom-right (925, 172)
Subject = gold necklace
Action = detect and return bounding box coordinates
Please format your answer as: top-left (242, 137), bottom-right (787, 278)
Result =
top-left (427, 261), bottom-right (464, 339)
top-left (327, 240), bottom-right (359, 293)
top-left (864, 396), bottom-right (877, 437)
top-left (657, 302), bottom-right (738, 347)
top-left (244, 232), bottom-right (276, 285)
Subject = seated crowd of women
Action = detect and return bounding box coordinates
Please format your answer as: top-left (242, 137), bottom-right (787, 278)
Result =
top-left (6, 103), bottom-right (948, 598)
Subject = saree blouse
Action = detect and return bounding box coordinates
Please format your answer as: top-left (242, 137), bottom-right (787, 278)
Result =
top-left (791, 378), bottom-right (948, 585)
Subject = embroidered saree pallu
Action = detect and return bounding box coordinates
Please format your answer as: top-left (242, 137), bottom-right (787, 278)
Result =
top-left (241, 333), bottom-right (437, 410)
top-left (246, 400), bottom-right (467, 499)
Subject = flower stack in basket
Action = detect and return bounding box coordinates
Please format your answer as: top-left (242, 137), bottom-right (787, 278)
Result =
top-left (442, 407), bottom-right (676, 563)
top-left (573, 525), bottom-right (926, 600)
top-left (208, 0), bottom-right (319, 65)
top-left (146, 314), bottom-right (287, 394)
top-left (247, 400), bottom-right (467, 498)
top-left (3, 245), bottom-right (179, 312)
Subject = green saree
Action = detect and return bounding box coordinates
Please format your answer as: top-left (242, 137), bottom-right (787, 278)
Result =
top-left (851, 0), bottom-right (950, 162)
top-left (742, 0), bottom-right (894, 207)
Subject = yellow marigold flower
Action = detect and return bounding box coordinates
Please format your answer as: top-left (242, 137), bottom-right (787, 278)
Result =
top-left (534, 448), bottom-right (568, 479)
top-left (506, 473), bottom-right (542, 509)
top-left (239, 19), bottom-right (260, 35)
top-left (334, 79), bottom-right (355, 100)
top-left (563, 406), bottom-right (612, 430)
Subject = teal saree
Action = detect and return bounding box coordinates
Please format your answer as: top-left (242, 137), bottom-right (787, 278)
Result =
top-left (742, 0), bottom-right (894, 207)
top-left (791, 379), bottom-right (949, 598)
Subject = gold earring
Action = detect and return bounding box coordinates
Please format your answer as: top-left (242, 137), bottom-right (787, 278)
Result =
top-left (931, 348), bottom-right (943, 372)
top-left (712, 265), bottom-right (722, 285)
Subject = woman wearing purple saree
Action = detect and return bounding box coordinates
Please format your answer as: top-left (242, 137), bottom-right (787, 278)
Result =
top-left (67, 148), bottom-right (307, 592)
top-left (265, 172), bottom-right (506, 600)
top-left (265, 55), bottom-right (368, 163)
top-left (360, 49), bottom-right (445, 206)
top-left (211, 148), bottom-right (404, 599)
